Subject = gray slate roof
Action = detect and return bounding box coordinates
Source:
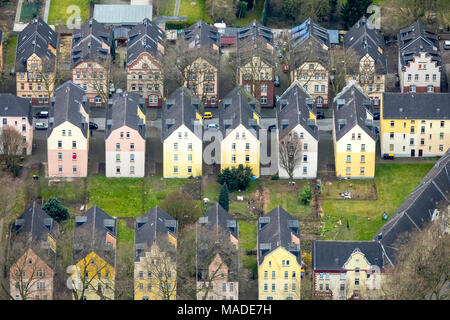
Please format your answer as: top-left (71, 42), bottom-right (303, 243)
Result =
top-left (382, 93), bottom-right (450, 120)
top-left (290, 18), bottom-right (330, 49)
top-left (398, 20), bottom-right (441, 68)
top-left (93, 4), bottom-right (153, 25)
top-left (105, 92), bottom-right (146, 140)
top-left (343, 16), bottom-right (387, 74)
top-left (127, 18), bottom-right (165, 65)
top-left (219, 86), bottom-right (260, 139)
top-left (11, 201), bottom-right (58, 243)
top-left (47, 81), bottom-right (89, 138)
top-left (374, 150), bottom-right (450, 266)
top-left (134, 206), bottom-right (177, 262)
top-left (291, 36), bottom-right (329, 68)
top-left (312, 241), bottom-right (383, 270)
top-left (237, 20), bottom-right (273, 47)
top-left (197, 204), bottom-right (239, 281)
top-left (73, 206), bottom-right (117, 266)
top-left (333, 82), bottom-right (376, 141)
top-left (16, 17), bottom-right (58, 72)
top-left (257, 206), bottom-right (301, 266)
top-left (277, 81), bottom-right (319, 141)
top-left (0, 94), bottom-right (32, 124)
top-left (184, 20), bottom-right (219, 50)
top-left (161, 86), bottom-right (202, 141)
top-left (71, 18), bottom-right (112, 68)
top-left (236, 20), bottom-right (273, 67)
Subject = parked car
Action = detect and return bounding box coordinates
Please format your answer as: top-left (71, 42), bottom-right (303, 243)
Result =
top-left (444, 40), bottom-right (450, 50)
top-left (283, 64), bottom-right (289, 73)
top-left (89, 122), bottom-right (98, 130)
top-left (35, 111), bottom-right (49, 119)
top-left (207, 123), bottom-right (219, 130)
top-left (274, 75), bottom-right (280, 87)
top-left (383, 153), bottom-right (394, 160)
top-left (316, 111), bottom-right (325, 119)
top-left (373, 112), bottom-right (380, 120)
top-left (203, 112), bottom-right (213, 119)
top-left (35, 122), bottom-right (48, 130)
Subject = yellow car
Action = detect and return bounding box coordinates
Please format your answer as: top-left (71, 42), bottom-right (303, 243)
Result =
top-left (203, 112), bottom-right (213, 119)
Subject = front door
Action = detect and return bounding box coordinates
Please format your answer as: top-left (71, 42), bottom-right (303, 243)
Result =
top-left (411, 149), bottom-right (415, 157)
top-left (419, 149), bottom-right (423, 157)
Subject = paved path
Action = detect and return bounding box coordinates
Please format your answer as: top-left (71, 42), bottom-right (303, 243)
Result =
top-left (43, 0), bottom-right (50, 23)
top-left (174, 0), bottom-right (181, 16)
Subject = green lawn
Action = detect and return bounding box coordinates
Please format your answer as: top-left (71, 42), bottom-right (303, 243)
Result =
top-left (239, 220), bottom-right (257, 274)
top-left (47, 0), bottom-right (90, 26)
top-left (40, 178), bottom-right (87, 205)
top-left (321, 163), bottom-right (435, 241)
top-left (265, 178), bottom-right (311, 217)
top-left (321, 179), bottom-right (376, 200)
top-left (117, 219), bottom-right (135, 245)
top-left (5, 36), bottom-right (17, 71)
top-left (178, 0), bottom-right (213, 24)
top-left (88, 175), bottom-right (145, 218)
top-left (20, 0), bottom-right (40, 22)
top-left (159, 0), bottom-right (176, 15)
top-left (233, 0), bottom-right (264, 27)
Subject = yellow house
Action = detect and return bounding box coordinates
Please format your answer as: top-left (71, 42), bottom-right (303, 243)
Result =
top-left (257, 206), bottom-right (301, 300)
top-left (134, 206), bottom-right (177, 300)
top-left (332, 82), bottom-right (376, 178)
top-left (162, 87), bottom-right (203, 178)
top-left (312, 241), bottom-right (384, 300)
top-left (219, 86), bottom-right (261, 178)
top-left (72, 206), bottom-right (117, 300)
top-left (380, 93), bottom-right (450, 157)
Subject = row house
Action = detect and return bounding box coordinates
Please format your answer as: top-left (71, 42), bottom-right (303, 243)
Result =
top-left (380, 92), bottom-right (449, 157)
top-left (47, 81), bottom-right (89, 178)
top-left (344, 16), bottom-right (387, 109)
top-left (127, 18), bottom-right (165, 107)
top-left (398, 20), bottom-right (441, 93)
top-left (290, 18), bottom-right (330, 108)
top-left (277, 81), bottom-right (319, 179)
top-left (236, 20), bottom-right (274, 108)
top-left (72, 206), bottom-right (117, 300)
top-left (134, 206), bottom-right (177, 300)
top-left (71, 18), bottom-right (112, 106)
top-left (312, 241), bottom-right (384, 300)
top-left (0, 28), bottom-right (3, 73)
top-left (105, 92), bottom-right (146, 177)
top-left (311, 145), bottom-right (450, 301)
top-left (219, 86), bottom-right (261, 178)
top-left (183, 20), bottom-right (220, 107)
top-left (162, 86), bottom-right (203, 178)
top-left (0, 94), bottom-right (33, 155)
top-left (9, 202), bottom-right (59, 300)
top-left (15, 17), bottom-right (58, 105)
top-left (196, 204), bottom-right (239, 300)
top-left (332, 82), bottom-right (376, 178)
top-left (257, 206), bottom-right (302, 300)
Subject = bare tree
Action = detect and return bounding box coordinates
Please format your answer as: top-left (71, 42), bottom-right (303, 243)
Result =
top-left (329, 48), bottom-right (359, 99)
top-left (381, 202), bottom-right (449, 300)
top-left (279, 132), bottom-right (302, 181)
top-left (83, 60), bottom-right (111, 104)
top-left (29, 61), bottom-right (69, 106)
top-left (1, 125), bottom-right (28, 176)
top-left (161, 191), bottom-right (203, 231)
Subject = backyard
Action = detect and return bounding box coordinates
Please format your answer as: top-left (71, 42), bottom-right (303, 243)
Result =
top-left (158, 0), bottom-right (176, 16)
top-left (320, 163), bottom-right (435, 241)
top-left (178, 0), bottom-right (213, 24)
top-left (47, 0), bottom-right (90, 26)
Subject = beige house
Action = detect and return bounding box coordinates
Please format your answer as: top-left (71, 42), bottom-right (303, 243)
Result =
top-left (344, 16), bottom-right (387, 108)
top-left (15, 18), bottom-right (58, 105)
top-left (71, 18), bottom-right (112, 106)
top-left (127, 18), bottom-right (165, 107)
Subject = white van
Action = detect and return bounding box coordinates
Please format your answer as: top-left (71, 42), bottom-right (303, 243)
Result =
top-left (444, 40), bottom-right (450, 50)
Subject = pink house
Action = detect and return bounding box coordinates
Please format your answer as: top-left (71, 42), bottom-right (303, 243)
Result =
top-left (9, 202), bottom-right (59, 300)
top-left (196, 204), bottom-right (239, 300)
top-left (0, 94), bottom-right (33, 155)
top-left (47, 81), bottom-right (89, 177)
top-left (105, 92), bottom-right (146, 177)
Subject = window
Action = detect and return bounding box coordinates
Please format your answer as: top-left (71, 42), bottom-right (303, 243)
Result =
top-left (116, 143), bottom-right (120, 150)
top-left (284, 283), bottom-right (288, 292)
top-left (360, 167), bottom-right (365, 175)
top-left (139, 271), bottom-right (144, 279)
top-left (188, 143), bottom-right (192, 151)
top-left (232, 143), bottom-right (236, 150)
top-left (245, 155), bottom-right (250, 163)
top-left (325, 284), bottom-right (329, 291)
top-left (355, 267), bottom-right (360, 274)
top-left (427, 85), bottom-right (434, 93)
top-left (116, 166), bottom-right (120, 174)
top-left (321, 85), bottom-right (326, 92)
top-left (440, 132), bottom-right (444, 140)
top-left (421, 126), bottom-right (425, 133)
top-left (236, 132), bottom-right (239, 139)
top-left (439, 145), bottom-right (444, 152)
top-left (292, 271), bottom-right (296, 278)
top-left (246, 143), bottom-right (250, 151)
top-left (62, 130), bottom-right (66, 136)
top-left (261, 84), bottom-right (267, 92)
top-left (231, 154), bottom-right (236, 163)
top-left (173, 154), bottom-right (178, 162)
top-left (304, 143), bottom-right (308, 150)
top-left (264, 271), bottom-right (268, 279)
top-left (361, 144), bottom-right (365, 151)
top-left (420, 138), bottom-right (425, 145)
top-left (58, 165), bottom-right (62, 173)
top-left (319, 272), bottom-right (324, 279)
top-left (411, 126), bottom-right (415, 133)
top-left (390, 132), bottom-right (394, 139)
top-left (272, 271), bottom-right (276, 279)
top-left (303, 166), bottom-right (307, 174)
top-left (188, 154), bottom-right (192, 162)
top-left (130, 154), bottom-right (135, 162)
top-left (361, 155), bottom-right (365, 163)
top-left (58, 152), bottom-right (62, 160)
top-left (340, 272), bottom-right (346, 280)
top-left (314, 85), bottom-right (319, 92)
top-left (173, 166), bottom-right (178, 174)
top-left (441, 121), bottom-right (445, 128)
top-left (58, 141), bottom-right (62, 148)
top-left (410, 138), bottom-right (414, 145)
top-left (346, 155), bottom-right (351, 163)
top-left (410, 85), bottom-right (416, 93)
top-left (271, 284), bottom-right (275, 292)
top-left (264, 284), bottom-right (268, 292)
top-left (261, 96), bottom-right (267, 104)
top-left (222, 283), bottom-right (226, 292)
top-left (174, 143), bottom-right (178, 151)
top-left (116, 154), bottom-right (120, 162)
top-left (72, 141), bottom-right (77, 149)
top-left (347, 144), bottom-right (351, 151)
top-left (284, 271), bottom-right (288, 279)
top-left (303, 154), bottom-right (308, 162)
top-left (319, 284), bottom-right (323, 290)
top-left (73, 166), bottom-right (77, 173)
top-left (415, 74), bottom-right (418, 81)
top-left (433, 74), bottom-right (437, 81)
top-left (355, 278), bottom-right (360, 286)
top-left (346, 167), bottom-right (351, 175)
top-left (72, 153), bottom-right (77, 160)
